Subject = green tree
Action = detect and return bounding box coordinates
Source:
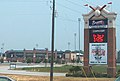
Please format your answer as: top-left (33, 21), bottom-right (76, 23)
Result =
top-left (0, 58), bottom-right (4, 63)
top-left (26, 58), bottom-right (32, 63)
top-left (76, 58), bottom-right (80, 63)
top-left (43, 59), bottom-right (47, 67)
top-left (35, 58), bottom-right (41, 63)
top-left (71, 59), bottom-right (75, 64)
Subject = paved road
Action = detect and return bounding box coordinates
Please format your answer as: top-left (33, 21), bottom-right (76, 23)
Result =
top-left (0, 63), bottom-right (66, 76)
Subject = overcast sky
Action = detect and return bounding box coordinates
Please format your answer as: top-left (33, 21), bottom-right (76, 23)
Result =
top-left (0, 0), bottom-right (119, 52)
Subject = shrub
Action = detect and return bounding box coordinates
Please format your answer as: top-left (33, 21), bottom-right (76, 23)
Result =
top-left (12, 59), bottom-right (17, 62)
top-left (66, 73), bottom-right (73, 77)
top-left (69, 66), bottom-right (81, 73)
top-left (76, 58), bottom-right (80, 63)
top-left (0, 58), bottom-right (4, 63)
top-left (72, 72), bottom-right (82, 77)
top-left (55, 59), bottom-right (62, 64)
top-left (26, 58), bottom-right (32, 63)
top-left (94, 72), bottom-right (102, 77)
top-left (71, 59), bottom-right (75, 63)
top-left (118, 69), bottom-right (120, 74)
top-left (62, 60), bottom-right (65, 64)
top-left (35, 58), bottom-right (41, 63)
top-left (116, 69), bottom-right (120, 78)
top-left (66, 66), bottom-right (108, 78)
top-left (107, 74), bottom-right (112, 78)
top-left (66, 66), bottom-right (83, 77)
top-left (43, 59), bottom-right (47, 63)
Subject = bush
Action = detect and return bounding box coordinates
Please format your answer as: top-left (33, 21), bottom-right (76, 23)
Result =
top-left (43, 59), bottom-right (47, 63)
top-left (94, 72), bottom-right (102, 77)
top-left (12, 59), bottom-right (17, 62)
top-left (55, 59), bottom-right (62, 64)
top-left (69, 66), bottom-right (81, 73)
top-left (107, 74), bottom-right (112, 78)
top-left (71, 59), bottom-right (75, 63)
top-left (66, 73), bottom-right (73, 77)
top-left (101, 73), bottom-right (107, 77)
top-left (76, 58), bottom-right (80, 63)
top-left (22, 60), bottom-right (26, 63)
top-left (72, 72), bottom-right (82, 77)
top-left (66, 66), bottom-right (108, 78)
top-left (26, 58), bottom-right (32, 63)
top-left (116, 69), bottom-right (120, 78)
top-left (48, 58), bottom-right (51, 63)
top-left (0, 58), bottom-right (4, 63)
top-left (35, 58), bottom-right (41, 63)
top-left (66, 66), bottom-right (83, 77)
top-left (118, 69), bottom-right (120, 74)
top-left (62, 60), bottom-right (65, 64)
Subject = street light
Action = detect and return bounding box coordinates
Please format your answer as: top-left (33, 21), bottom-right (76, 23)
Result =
top-left (68, 42), bottom-right (70, 50)
top-left (74, 33), bottom-right (77, 51)
top-left (1, 43), bottom-right (4, 58)
top-left (78, 18), bottom-right (81, 62)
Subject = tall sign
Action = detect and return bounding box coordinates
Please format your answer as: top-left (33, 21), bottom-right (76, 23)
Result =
top-left (89, 19), bottom-right (108, 64)
top-left (83, 5), bottom-right (117, 77)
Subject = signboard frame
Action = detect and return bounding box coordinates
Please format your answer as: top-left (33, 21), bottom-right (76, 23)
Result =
top-left (89, 18), bottom-right (108, 65)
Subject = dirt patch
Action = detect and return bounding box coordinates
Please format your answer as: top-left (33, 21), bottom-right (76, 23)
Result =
top-left (0, 73), bottom-right (116, 81)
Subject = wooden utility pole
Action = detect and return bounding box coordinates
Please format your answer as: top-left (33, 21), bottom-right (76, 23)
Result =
top-left (50, 0), bottom-right (55, 81)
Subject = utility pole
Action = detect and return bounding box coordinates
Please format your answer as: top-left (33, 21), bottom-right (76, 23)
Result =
top-left (50, 0), bottom-right (55, 81)
top-left (78, 18), bottom-right (81, 62)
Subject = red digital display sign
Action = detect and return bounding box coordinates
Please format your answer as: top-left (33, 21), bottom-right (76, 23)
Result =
top-left (89, 28), bottom-right (107, 43)
top-left (93, 34), bottom-right (104, 42)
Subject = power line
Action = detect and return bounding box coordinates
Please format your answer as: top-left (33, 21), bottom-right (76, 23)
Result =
top-left (0, 0), bottom-right (49, 2)
top-left (49, 0), bottom-right (83, 21)
top-left (57, 16), bottom-right (78, 23)
top-left (65, 0), bottom-right (86, 9)
top-left (80, 0), bottom-right (97, 6)
top-left (56, 2), bottom-right (82, 14)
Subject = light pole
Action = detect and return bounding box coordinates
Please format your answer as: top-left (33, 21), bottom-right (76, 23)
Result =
top-left (74, 33), bottom-right (76, 51)
top-left (78, 18), bottom-right (81, 62)
top-left (50, 0), bottom-right (55, 81)
top-left (68, 42), bottom-right (70, 50)
top-left (36, 44), bottom-right (38, 49)
top-left (1, 43), bottom-right (4, 58)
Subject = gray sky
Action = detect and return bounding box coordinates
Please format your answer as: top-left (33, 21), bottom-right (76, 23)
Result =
top-left (0, 0), bottom-right (120, 51)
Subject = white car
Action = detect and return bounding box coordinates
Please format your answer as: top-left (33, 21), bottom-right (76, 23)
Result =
top-left (0, 76), bottom-right (15, 81)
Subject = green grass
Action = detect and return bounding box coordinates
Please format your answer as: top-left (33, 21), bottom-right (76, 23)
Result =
top-left (15, 65), bottom-right (120, 73)
top-left (89, 65), bottom-right (120, 74)
top-left (16, 65), bottom-right (73, 73)
top-left (116, 65), bottom-right (120, 72)
top-left (92, 65), bottom-right (107, 73)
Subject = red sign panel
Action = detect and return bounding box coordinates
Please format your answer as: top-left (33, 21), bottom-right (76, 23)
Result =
top-left (89, 28), bottom-right (107, 43)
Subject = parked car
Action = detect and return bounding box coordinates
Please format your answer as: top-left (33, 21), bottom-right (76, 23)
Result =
top-left (0, 76), bottom-right (15, 81)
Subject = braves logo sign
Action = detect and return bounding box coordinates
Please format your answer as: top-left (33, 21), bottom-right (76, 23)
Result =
top-left (92, 20), bottom-right (104, 25)
top-left (89, 19), bottom-right (108, 28)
